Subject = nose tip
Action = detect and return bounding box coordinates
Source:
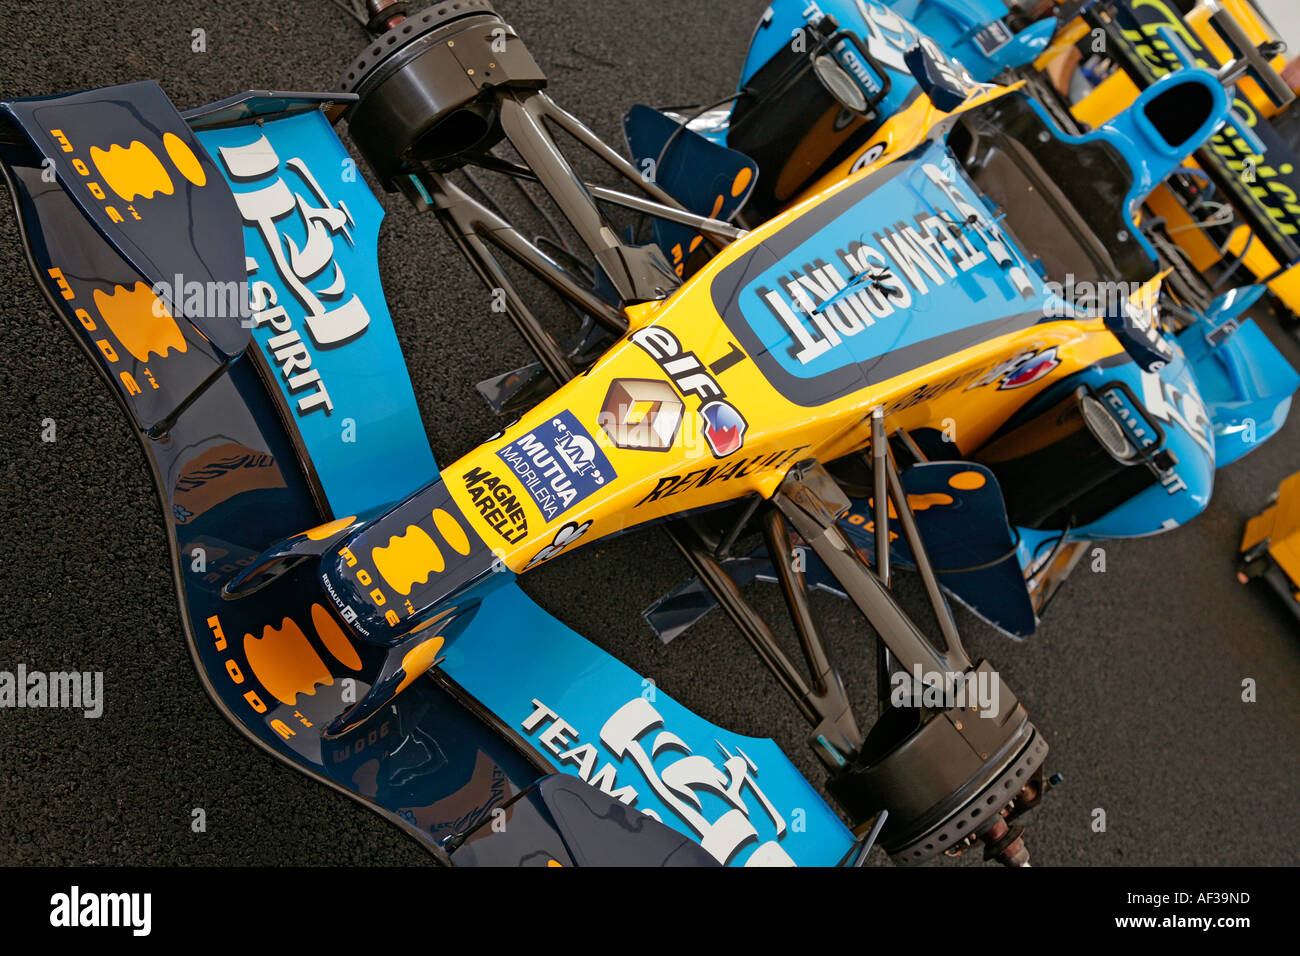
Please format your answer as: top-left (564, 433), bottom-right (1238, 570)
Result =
top-left (223, 514), bottom-right (362, 599)
top-left (322, 601), bottom-right (482, 738)
top-left (314, 476), bottom-right (503, 647)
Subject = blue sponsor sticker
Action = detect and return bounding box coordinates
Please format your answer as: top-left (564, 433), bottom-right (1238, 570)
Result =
top-left (496, 411), bottom-right (615, 521)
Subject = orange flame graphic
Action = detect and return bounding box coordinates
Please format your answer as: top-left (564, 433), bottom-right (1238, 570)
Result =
top-left (93, 282), bottom-right (187, 363)
top-left (372, 526), bottom-right (445, 596)
top-left (243, 617), bottom-right (333, 706)
top-left (90, 141), bottom-right (174, 201)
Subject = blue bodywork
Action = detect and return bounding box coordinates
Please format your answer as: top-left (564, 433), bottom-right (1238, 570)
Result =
top-left (717, 0), bottom-right (1050, 136)
top-left (663, 0), bottom-right (953, 149)
top-left (1023, 70), bottom-right (1229, 267)
top-left (1, 81), bottom-right (857, 866)
top-left (833, 288), bottom-right (1298, 640)
top-left (885, 0), bottom-right (1060, 81)
top-left (632, 4), bottom-right (1298, 641)
top-left (1180, 287), bottom-right (1300, 467)
top-left (6, 0), bottom-right (1297, 866)
top-left (620, 104), bottom-right (757, 278)
top-left (740, 0), bottom-right (928, 108)
top-left (196, 114), bottom-right (438, 517)
top-left (194, 108), bottom-right (856, 867)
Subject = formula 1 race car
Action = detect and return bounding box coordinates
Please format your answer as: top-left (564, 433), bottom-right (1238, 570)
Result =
top-left (1, 0), bottom-right (1295, 868)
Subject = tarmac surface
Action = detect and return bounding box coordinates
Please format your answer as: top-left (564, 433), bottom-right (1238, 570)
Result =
top-left (0, 0), bottom-right (1297, 867)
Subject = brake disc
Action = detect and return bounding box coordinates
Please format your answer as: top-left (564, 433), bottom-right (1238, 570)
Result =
top-left (339, 1), bottom-right (546, 184)
top-left (826, 661), bottom-right (1049, 866)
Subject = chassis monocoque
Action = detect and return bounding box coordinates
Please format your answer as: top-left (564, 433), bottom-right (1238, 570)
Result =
top-left (1, 0), bottom-right (1295, 867)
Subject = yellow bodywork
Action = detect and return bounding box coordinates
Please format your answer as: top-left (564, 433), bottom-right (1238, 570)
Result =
top-left (792, 81), bottom-right (1028, 206)
top-left (425, 85), bottom-right (1130, 574)
top-left (325, 77), bottom-right (1143, 622)
top-left (428, 77), bottom-right (1127, 573)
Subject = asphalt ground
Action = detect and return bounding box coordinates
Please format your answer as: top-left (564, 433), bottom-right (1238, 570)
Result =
top-left (0, 0), bottom-right (1297, 867)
